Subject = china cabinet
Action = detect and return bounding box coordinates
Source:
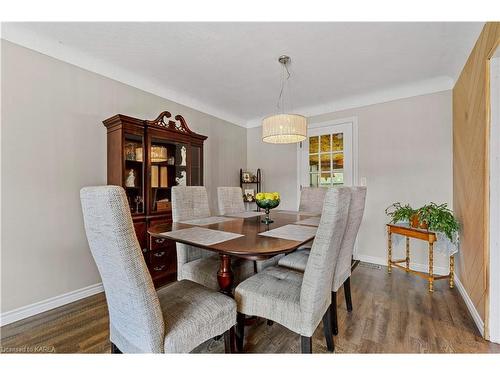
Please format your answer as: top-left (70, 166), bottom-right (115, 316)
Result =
top-left (103, 111), bottom-right (207, 287)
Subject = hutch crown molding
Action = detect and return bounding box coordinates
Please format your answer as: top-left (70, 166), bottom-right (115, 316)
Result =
top-left (103, 110), bottom-right (207, 287)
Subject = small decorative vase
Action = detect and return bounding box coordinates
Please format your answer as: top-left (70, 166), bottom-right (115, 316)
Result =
top-left (255, 192), bottom-right (280, 225)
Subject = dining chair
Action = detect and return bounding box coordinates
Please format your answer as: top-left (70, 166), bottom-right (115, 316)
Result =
top-left (299, 187), bottom-right (327, 213)
top-left (296, 187), bottom-right (328, 251)
top-left (278, 186), bottom-right (367, 335)
top-left (217, 186), bottom-right (246, 215)
top-left (217, 186), bottom-right (284, 273)
top-left (173, 186), bottom-right (254, 291)
top-left (80, 186), bottom-right (236, 353)
top-left (234, 187), bottom-right (351, 353)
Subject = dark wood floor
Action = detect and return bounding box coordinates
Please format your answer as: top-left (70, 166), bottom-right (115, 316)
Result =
top-left (1, 262), bottom-right (499, 353)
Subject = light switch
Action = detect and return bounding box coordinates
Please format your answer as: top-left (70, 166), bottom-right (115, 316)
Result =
top-left (360, 177), bottom-right (367, 186)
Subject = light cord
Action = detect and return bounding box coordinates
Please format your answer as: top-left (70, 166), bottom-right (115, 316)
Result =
top-left (277, 60), bottom-right (291, 113)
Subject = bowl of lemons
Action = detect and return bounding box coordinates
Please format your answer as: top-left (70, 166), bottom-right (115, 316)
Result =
top-left (255, 192), bottom-right (280, 224)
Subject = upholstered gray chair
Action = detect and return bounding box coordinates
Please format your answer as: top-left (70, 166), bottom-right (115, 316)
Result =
top-left (173, 186), bottom-right (254, 290)
top-left (217, 186), bottom-right (246, 215)
top-left (80, 186), bottom-right (236, 353)
top-left (217, 186), bottom-right (284, 273)
top-left (235, 187), bottom-right (351, 353)
top-left (295, 187), bottom-right (328, 251)
top-left (278, 186), bottom-right (367, 335)
top-left (299, 187), bottom-right (327, 213)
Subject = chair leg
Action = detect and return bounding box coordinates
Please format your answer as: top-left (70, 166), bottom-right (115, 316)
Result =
top-left (300, 336), bottom-right (312, 354)
top-left (223, 327), bottom-right (235, 354)
top-left (344, 277), bottom-right (353, 312)
top-left (322, 306), bottom-right (335, 352)
top-left (331, 291), bottom-right (338, 335)
top-left (236, 312), bottom-right (245, 352)
top-left (110, 342), bottom-right (122, 354)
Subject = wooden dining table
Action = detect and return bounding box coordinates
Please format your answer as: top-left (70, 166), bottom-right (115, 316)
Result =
top-left (148, 211), bottom-right (319, 295)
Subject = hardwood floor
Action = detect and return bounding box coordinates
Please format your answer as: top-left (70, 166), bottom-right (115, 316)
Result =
top-left (1, 262), bottom-right (499, 353)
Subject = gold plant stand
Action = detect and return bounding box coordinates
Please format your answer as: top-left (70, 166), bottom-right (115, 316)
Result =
top-left (387, 224), bottom-right (454, 292)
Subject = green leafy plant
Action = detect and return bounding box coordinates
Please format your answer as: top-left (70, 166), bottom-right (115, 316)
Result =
top-left (416, 202), bottom-right (459, 242)
top-left (385, 202), bottom-right (415, 223)
top-left (385, 202), bottom-right (459, 242)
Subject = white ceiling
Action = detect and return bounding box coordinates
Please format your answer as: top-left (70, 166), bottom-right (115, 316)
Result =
top-left (2, 22), bottom-right (483, 127)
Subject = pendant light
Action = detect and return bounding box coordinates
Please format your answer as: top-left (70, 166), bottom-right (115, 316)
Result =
top-left (262, 55), bottom-right (307, 144)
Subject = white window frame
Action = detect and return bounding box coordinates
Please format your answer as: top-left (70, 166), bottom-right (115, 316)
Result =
top-left (296, 116), bottom-right (359, 208)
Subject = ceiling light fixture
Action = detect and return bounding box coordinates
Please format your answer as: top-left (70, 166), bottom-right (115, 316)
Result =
top-left (262, 55), bottom-right (307, 144)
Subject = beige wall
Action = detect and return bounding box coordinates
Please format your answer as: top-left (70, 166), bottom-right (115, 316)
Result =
top-left (453, 22), bottom-right (500, 330)
top-left (247, 131), bottom-right (298, 210)
top-left (1, 40), bottom-right (246, 313)
top-left (248, 91), bottom-right (453, 270)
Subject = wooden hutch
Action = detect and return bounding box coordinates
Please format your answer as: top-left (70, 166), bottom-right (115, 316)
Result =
top-left (103, 111), bottom-right (207, 287)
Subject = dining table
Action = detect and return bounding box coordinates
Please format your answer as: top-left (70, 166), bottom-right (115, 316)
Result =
top-left (148, 210), bottom-right (320, 295)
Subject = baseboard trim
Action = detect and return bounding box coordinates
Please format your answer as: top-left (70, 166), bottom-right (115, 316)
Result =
top-left (355, 254), bottom-right (449, 275)
top-left (453, 275), bottom-right (485, 337)
top-left (0, 283), bottom-right (104, 327)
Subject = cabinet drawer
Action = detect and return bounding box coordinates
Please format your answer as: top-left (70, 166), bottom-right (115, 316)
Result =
top-left (150, 236), bottom-right (171, 250)
top-left (148, 248), bottom-right (177, 275)
top-left (150, 248), bottom-right (168, 263)
top-left (148, 215), bottom-right (172, 228)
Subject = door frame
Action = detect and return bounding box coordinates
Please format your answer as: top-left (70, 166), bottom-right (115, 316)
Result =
top-left (296, 116), bottom-right (359, 208)
top-left (488, 49), bottom-right (500, 344)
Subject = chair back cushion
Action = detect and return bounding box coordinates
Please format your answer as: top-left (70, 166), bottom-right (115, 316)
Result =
top-left (80, 186), bottom-right (164, 353)
top-left (171, 186), bottom-right (213, 277)
top-left (300, 187), bottom-right (351, 335)
top-left (332, 186), bottom-right (367, 291)
top-left (172, 186), bottom-right (210, 222)
top-left (298, 187), bottom-right (327, 213)
top-left (217, 187), bottom-right (245, 215)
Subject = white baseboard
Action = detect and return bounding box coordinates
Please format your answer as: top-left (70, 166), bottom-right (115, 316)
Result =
top-left (453, 276), bottom-right (485, 337)
top-left (355, 253), bottom-right (485, 338)
top-left (355, 254), bottom-right (449, 275)
top-left (0, 283), bottom-right (104, 327)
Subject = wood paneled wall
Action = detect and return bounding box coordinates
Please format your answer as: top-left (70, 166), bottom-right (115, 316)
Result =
top-left (453, 22), bottom-right (500, 338)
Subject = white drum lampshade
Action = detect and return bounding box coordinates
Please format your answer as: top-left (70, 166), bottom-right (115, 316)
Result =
top-left (262, 114), bottom-right (307, 144)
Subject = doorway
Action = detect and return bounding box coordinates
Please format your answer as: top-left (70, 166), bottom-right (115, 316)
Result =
top-left (489, 47), bottom-right (500, 344)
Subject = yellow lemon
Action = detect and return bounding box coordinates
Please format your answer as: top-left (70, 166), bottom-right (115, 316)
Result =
top-left (264, 193), bottom-right (274, 200)
top-left (255, 192), bottom-right (265, 201)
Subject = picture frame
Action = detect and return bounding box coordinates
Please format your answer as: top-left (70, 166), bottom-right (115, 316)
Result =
top-left (244, 189), bottom-right (255, 202)
top-left (242, 171), bottom-right (252, 182)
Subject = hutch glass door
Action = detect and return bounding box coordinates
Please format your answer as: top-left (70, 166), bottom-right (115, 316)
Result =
top-left (149, 136), bottom-right (189, 214)
top-left (124, 132), bottom-right (145, 215)
top-left (190, 145), bottom-right (202, 186)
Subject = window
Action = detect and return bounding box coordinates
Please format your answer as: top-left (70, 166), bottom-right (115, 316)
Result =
top-left (308, 132), bottom-right (344, 187)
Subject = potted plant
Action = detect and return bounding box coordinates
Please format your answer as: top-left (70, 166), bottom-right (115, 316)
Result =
top-left (385, 202), bottom-right (459, 242)
top-left (385, 202), bottom-right (415, 224)
top-left (416, 202), bottom-right (459, 242)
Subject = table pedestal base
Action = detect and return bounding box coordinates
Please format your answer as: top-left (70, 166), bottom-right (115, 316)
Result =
top-left (217, 254), bottom-right (234, 296)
